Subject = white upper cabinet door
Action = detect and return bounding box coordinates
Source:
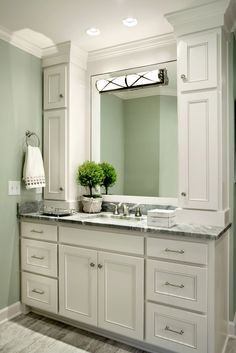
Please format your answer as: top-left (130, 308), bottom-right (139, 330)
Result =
top-left (179, 91), bottom-right (218, 210)
top-left (98, 252), bottom-right (144, 340)
top-left (44, 109), bottom-right (67, 200)
top-left (178, 32), bottom-right (217, 92)
top-left (59, 245), bottom-right (98, 326)
top-left (44, 65), bottom-right (67, 110)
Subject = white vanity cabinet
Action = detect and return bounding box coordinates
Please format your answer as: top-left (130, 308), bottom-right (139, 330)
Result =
top-left (20, 219), bottom-right (229, 353)
top-left (44, 109), bottom-right (67, 201)
top-left (44, 64), bottom-right (67, 110)
top-left (21, 221), bottom-right (58, 314)
top-left (59, 226), bottom-right (144, 340)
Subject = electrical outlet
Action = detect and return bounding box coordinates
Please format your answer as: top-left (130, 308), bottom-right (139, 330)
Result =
top-left (8, 181), bottom-right (21, 196)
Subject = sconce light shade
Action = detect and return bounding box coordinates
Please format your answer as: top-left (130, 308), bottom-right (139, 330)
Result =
top-left (96, 68), bottom-right (168, 93)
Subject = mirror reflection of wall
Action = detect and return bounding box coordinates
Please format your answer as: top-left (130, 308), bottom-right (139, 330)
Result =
top-left (95, 61), bottom-right (178, 198)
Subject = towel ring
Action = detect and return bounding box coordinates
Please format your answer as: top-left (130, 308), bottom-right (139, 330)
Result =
top-left (25, 130), bottom-right (40, 147)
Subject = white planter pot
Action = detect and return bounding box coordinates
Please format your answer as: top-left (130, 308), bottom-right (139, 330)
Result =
top-left (82, 196), bottom-right (103, 213)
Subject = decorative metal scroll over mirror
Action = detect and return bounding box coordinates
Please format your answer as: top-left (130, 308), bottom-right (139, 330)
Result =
top-left (96, 68), bottom-right (168, 93)
top-left (91, 61), bottom-right (178, 198)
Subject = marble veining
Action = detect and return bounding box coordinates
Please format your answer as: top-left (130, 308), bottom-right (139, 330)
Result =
top-left (20, 211), bottom-right (231, 240)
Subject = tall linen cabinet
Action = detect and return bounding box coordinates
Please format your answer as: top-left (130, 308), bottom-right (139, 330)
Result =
top-left (43, 43), bottom-right (88, 208)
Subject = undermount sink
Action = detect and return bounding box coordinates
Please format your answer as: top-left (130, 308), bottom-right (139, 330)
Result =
top-left (97, 213), bottom-right (145, 221)
top-left (86, 213), bottom-right (146, 222)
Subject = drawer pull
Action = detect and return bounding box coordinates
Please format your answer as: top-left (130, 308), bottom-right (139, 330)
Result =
top-left (30, 229), bottom-right (44, 234)
top-left (165, 325), bottom-right (184, 335)
top-left (31, 255), bottom-right (45, 260)
top-left (165, 248), bottom-right (185, 254)
top-left (165, 281), bottom-right (184, 289)
top-left (32, 289), bottom-right (45, 295)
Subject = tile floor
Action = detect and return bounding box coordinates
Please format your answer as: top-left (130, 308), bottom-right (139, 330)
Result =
top-left (0, 312), bottom-right (148, 353)
top-left (1, 312), bottom-right (236, 353)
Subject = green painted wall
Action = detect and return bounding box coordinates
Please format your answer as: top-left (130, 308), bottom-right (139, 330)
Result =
top-left (159, 96), bottom-right (178, 197)
top-left (0, 39), bottom-right (42, 310)
top-left (100, 94), bottom-right (125, 194)
top-left (124, 96), bottom-right (160, 196)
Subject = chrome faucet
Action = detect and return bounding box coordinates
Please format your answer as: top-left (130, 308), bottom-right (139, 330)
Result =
top-left (122, 203), bottom-right (130, 216)
top-left (117, 202), bottom-right (130, 216)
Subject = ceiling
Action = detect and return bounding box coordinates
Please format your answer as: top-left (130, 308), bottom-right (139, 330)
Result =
top-left (0, 0), bottom-right (226, 52)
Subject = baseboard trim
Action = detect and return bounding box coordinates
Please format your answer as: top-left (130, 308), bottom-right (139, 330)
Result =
top-left (228, 312), bottom-right (236, 335)
top-left (0, 302), bottom-right (22, 325)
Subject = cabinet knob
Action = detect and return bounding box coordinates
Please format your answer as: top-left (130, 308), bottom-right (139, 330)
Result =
top-left (98, 264), bottom-right (103, 269)
top-left (59, 187), bottom-right (64, 191)
top-left (90, 262), bottom-right (95, 267)
top-left (181, 192), bottom-right (187, 197)
top-left (59, 93), bottom-right (64, 98)
top-left (180, 74), bottom-right (187, 81)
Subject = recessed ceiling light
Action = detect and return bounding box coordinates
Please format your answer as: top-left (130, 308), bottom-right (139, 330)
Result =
top-left (86, 27), bottom-right (100, 36)
top-left (122, 17), bottom-right (138, 27)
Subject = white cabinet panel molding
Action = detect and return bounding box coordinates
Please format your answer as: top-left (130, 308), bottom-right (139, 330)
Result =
top-left (178, 32), bottom-right (217, 92)
top-left (59, 245), bottom-right (98, 326)
top-left (98, 252), bottom-right (144, 340)
top-left (44, 65), bottom-right (67, 110)
top-left (179, 90), bottom-right (218, 210)
top-left (44, 109), bottom-right (67, 201)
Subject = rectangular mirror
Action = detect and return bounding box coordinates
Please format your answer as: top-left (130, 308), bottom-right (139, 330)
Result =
top-left (91, 60), bottom-right (177, 198)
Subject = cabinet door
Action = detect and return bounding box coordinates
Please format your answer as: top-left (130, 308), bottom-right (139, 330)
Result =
top-left (44, 109), bottom-right (67, 200)
top-left (178, 32), bottom-right (217, 92)
top-left (59, 245), bottom-right (97, 326)
top-left (98, 252), bottom-right (144, 340)
top-left (179, 91), bottom-right (218, 210)
top-left (44, 65), bottom-right (67, 110)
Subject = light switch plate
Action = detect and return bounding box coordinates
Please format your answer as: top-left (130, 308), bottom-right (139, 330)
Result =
top-left (8, 181), bottom-right (21, 195)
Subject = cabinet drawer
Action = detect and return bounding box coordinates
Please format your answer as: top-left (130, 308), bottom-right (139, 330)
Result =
top-left (59, 226), bottom-right (144, 255)
top-left (146, 260), bottom-right (207, 312)
top-left (22, 272), bottom-right (58, 313)
top-left (147, 237), bottom-right (208, 265)
top-left (146, 303), bottom-right (207, 353)
top-left (21, 222), bottom-right (57, 242)
top-left (21, 239), bottom-right (57, 277)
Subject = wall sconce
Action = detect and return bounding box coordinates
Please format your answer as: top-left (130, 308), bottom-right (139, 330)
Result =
top-left (96, 68), bottom-right (168, 93)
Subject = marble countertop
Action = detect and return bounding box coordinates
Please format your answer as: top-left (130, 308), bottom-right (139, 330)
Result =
top-left (20, 211), bottom-right (231, 240)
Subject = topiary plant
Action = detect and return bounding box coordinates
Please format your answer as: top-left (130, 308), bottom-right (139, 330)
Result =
top-left (100, 162), bottom-right (117, 195)
top-left (77, 161), bottom-right (104, 197)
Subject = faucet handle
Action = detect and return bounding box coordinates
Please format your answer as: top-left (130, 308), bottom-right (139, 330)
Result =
top-left (111, 203), bottom-right (120, 215)
top-left (135, 206), bottom-right (142, 217)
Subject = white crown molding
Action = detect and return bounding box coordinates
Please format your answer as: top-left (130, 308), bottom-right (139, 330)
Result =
top-left (0, 25), bottom-right (42, 58)
top-left (42, 41), bottom-right (88, 69)
top-left (165, 0), bottom-right (229, 37)
top-left (88, 33), bottom-right (176, 62)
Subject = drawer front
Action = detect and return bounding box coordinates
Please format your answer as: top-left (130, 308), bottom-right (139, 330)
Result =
top-left (21, 222), bottom-right (57, 242)
top-left (22, 272), bottom-right (58, 313)
top-left (21, 239), bottom-right (57, 277)
top-left (146, 260), bottom-right (207, 312)
top-left (146, 303), bottom-right (207, 353)
top-left (147, 237), bottom-right (208, 265)
top-left (59, 226), bottom-right (144, 255)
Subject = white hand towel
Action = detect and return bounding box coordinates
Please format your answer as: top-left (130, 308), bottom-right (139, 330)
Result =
top-left (23, 146), bottom-right (46, 189)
